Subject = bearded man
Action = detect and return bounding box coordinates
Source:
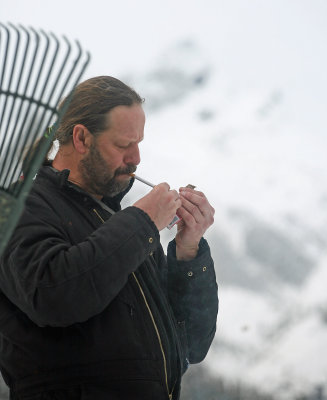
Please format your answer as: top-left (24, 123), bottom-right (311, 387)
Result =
top-left (0, 76), bottom-right (218, 400)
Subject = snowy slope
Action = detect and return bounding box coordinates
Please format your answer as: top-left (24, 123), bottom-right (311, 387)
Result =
top-left (122, 39), bottom-right (327, 399)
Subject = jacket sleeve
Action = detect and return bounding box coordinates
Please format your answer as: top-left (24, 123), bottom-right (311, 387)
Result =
top-left (0, 202), bottom-right (160, 328)
top-left (166, 238), bottom-right (218, 364)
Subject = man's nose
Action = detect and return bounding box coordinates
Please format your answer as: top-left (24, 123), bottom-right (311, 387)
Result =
top-left (125, 144), bottom-right (141, 166)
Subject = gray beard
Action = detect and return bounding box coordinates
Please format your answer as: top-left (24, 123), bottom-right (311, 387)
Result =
top-left (79, 142), bottom-right (136, 198)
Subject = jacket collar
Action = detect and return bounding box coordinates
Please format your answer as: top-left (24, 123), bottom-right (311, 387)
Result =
top-left (37, 164), bottom-right (135, 212)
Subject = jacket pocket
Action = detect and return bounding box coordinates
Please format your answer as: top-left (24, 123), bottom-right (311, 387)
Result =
top-left (115, 285), bottom-right (158, 360)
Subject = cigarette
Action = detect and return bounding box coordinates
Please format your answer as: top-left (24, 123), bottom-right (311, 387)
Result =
top-left (131, 174), bottom-right (196, 191)
top-left (130, 173), bottom-right (156, 188)
top-left (129, 173), bottom-right (182, 229)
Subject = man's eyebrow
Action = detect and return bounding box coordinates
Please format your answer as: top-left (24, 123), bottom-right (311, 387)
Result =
top-left (115, 136), bottom-right (144, 146)
top-left (126, 135), bottom-right (144, 143)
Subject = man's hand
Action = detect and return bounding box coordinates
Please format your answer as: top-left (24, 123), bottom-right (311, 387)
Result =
top-left (133, 183), bottom-right (182, 231)
top-left (175, 187), bottom-right (215, 261)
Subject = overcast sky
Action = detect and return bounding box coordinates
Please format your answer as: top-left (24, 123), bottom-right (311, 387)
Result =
top-left (2, 0), bottom-right (326, 138)
top-left (2, 0), bottom-right (327, 232)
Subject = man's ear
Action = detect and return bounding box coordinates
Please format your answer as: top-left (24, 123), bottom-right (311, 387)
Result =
top-left (72, 124), bottom-right (93, 154)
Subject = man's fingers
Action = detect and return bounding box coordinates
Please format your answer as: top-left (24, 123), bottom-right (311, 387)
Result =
top-left (155, 182), bottom-right (170, 192)
top-left (180, 190), bottom-right (215, 222)
top-left (179, 196), bottom-right (204, 223)
top-left (170, 189), bottom-right (180, 201)
top-left (177, 204), bottom-right (198, 225)
top-left (180, 190), bottom-right (207, 211)
top-left (179, 187), bottom-right (206, 198)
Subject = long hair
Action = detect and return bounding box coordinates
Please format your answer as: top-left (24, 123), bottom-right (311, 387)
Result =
top-left (55, 76), bottom-right (144, 146)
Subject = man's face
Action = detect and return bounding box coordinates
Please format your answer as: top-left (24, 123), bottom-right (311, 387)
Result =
top-left (79, 104), bottom-right (145, 198)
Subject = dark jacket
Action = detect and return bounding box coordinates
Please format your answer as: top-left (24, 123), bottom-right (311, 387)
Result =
top-left (0, 166), bottom-right (218, 399)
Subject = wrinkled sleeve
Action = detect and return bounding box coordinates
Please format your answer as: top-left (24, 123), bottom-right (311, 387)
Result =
top-left (0, 203), bottom-right (160, 328)
top-left (167, 238), bottom-right (218, 364)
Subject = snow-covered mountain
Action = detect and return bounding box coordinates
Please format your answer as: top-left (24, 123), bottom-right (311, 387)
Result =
top-left (122, 39), bottom-right (327, 399)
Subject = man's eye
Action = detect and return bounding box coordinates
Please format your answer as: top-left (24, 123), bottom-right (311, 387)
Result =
top-left (117, 144), bottom-right (129, 149)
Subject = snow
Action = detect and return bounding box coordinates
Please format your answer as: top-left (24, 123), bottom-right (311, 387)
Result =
top-left (122, 34), bottom-right (327, 398)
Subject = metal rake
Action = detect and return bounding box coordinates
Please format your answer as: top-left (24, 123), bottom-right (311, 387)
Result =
top-left (0, 22), bottom-right (91, 256)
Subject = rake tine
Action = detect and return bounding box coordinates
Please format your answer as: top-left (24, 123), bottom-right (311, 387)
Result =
top-left (1, 24), bottom-right (31, 186)
top-left (3, 24), bottom-right (32, 187)
top-left (1, 26), bottom-right (45, 188)
top-left (33, 29), bottom-right (53, 103)
top-left (0, 22), bottom-right (91, 256)
top-left (0, 23), bottom-right (12, 129)
top-left (6, 28), bottom-right (59, 188)
top-left (19, 25), bottom-right (40, 98)
top-left (22, 27), bottom-right (51, 130)
top-left (51, 35), bottom-right (74, 107)
top-left (12, 33), bottom-right (70, 184)
top-left (0, 23), bottom-right (20, 138)
top-left (0, 23), bottom-right (21, 184)
top-left (10, 34), bottom-right (89, 196)
top-left (10, 23), bottom-right (32, 93)
top-left (23, 38), bottom-right (90, 181)
top-left (0, 25), bottom-right (42, 186)
top-left (6, 23), bottom-right (21, 92)
top-left (43, 31), bottom-right (61, 106)
top-left (0, 22), bottom-right (10, 89)
top-left (1, 24), bottom-right (91, 191)
top-left (2, 27), bottom-right (50, 188)
top-left (0, 24), bottom-right (10, 157)
top-left (8, 26), bottom-right (41, 146)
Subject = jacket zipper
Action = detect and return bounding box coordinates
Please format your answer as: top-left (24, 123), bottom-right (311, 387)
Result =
top-left (132, 272), bottom-right (172, 400)
top-left (92, 209), bottom-right (173, 400)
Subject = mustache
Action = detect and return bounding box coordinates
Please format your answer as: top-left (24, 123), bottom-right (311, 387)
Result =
top-left (114, 165), bottom-right (137, 177)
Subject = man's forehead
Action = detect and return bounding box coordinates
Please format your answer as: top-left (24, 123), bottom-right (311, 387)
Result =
top-left (102, 104), bottom-right (145, 140)
top-left (106, 104), bottom-right (145, 121)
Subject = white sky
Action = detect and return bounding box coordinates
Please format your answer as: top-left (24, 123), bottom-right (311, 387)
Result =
top-left (2, 0), bottom-right (326, 135)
